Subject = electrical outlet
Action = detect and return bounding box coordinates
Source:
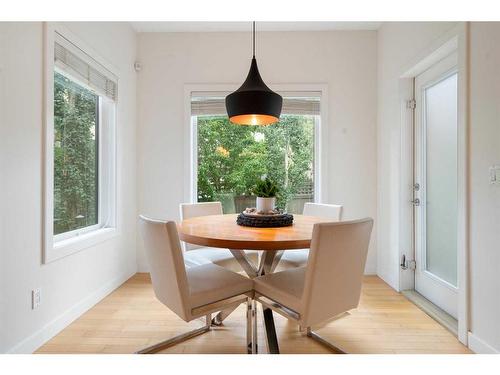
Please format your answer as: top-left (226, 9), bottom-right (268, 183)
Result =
top-left (32, 288), bottom-right (41, 310)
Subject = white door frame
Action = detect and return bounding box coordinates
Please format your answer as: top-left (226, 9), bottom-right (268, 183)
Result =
top-left (414, 53), bottom-right (458, 318)
top-left (397, 23), bottom-right (469, 345)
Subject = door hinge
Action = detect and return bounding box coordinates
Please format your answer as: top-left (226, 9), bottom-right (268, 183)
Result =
top-left (406, 99), bottom-right (416, 109)
top-left (411, 198), bottom-right (420, 206)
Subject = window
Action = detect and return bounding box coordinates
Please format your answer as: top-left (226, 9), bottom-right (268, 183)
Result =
top-left (191, 92), bottom-right (321, 214)
top-left (44, 26), bottom-right (117, 262)
top-left (53, 72), bottom-right (99, 236)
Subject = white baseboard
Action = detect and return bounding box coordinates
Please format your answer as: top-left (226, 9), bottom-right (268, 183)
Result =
top-left (376, 272), bottom-right (399, 292)
top-left (468, 332), bottom-right (500, 354)
top-left (6, 270), bottom-right (135, 354)
top-left (364, 262), bottom-right (377, 275)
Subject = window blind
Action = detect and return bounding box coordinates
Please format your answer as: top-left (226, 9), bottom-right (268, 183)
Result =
top-left (191, 92), bottom-right (320, 116)
top-left (54, 33), bottom-right (118, 101)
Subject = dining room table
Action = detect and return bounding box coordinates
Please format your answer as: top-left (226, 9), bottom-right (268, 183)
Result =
top-left (177, 213), bottom-right (330, 354)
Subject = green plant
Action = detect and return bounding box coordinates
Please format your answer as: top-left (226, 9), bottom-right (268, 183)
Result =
top-left (252, 177), bottom-right (279, 198)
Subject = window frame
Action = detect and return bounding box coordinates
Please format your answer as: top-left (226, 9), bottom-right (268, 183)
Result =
top-left (184, 84), bottom-right (328, 208)
top-left (43, 23), bottom-right (118, 263)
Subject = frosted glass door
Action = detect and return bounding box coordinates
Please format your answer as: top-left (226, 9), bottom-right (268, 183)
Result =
top-left (414, 51), bottom-right (458, 318)
top-left (424, 73), bottom-right (458, 286)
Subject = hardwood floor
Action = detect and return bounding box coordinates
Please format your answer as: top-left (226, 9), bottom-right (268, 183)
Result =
top-left (36, 273), bottom-right (471, 354)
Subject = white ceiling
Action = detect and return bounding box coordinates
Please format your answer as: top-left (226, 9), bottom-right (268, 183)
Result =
top-left (131, 22), bottom-right (381, 33)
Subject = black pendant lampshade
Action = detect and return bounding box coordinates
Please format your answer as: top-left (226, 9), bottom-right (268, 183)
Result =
top-left (225, 22), bottom-right (282, 126)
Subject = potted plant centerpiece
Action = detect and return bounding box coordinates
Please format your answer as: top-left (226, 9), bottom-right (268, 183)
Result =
top-left (252, 176), bottom-right (279, 214)
top-left (237, 176), bottom-right (293, 227)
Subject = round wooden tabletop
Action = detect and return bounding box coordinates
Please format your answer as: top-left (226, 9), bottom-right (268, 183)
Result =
top-left (178, 214), bottom-right (330, 250)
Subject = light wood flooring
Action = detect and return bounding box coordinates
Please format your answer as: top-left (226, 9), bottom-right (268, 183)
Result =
top-left (36, 273), bottom-right (471, 354)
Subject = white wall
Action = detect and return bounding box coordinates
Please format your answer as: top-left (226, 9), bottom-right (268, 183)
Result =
top-left (468, 22), bottom-right (500, 353)
top-left (0, 22), bottom-right (138, 353)
top-left (376, 22), bottom-right (457, 290)
top-left (136, 31), bottom-right (378, 273)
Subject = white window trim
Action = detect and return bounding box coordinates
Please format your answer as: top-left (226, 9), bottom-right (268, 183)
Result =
top-left (183, 83), bottom-right (329, 206)
top-left (43, 23), bottom-right (118, 263)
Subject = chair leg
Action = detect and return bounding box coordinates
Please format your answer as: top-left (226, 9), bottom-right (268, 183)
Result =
top-left (306, 327), bottom-right (346, 354)
top-left (135, 314), bottom-right (212, 354)
top-left (205, 313), bottom-right (212, 328)
top-left (252, 300), bottom-right (258, 354)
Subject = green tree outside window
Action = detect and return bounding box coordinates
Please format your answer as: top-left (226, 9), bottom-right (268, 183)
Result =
top-left (197, 115), bottom-right (315, 214)
top-left (53, 72), bottom-right (99, 235)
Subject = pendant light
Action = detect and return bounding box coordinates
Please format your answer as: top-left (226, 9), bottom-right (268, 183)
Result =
top-left (225, 22), bottom-right (282, 126)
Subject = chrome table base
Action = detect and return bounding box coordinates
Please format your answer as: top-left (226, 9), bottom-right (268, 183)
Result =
top-left (225, 249), bottom-right (282, 354)
top-left (262, 306), bottom-right (280, 354)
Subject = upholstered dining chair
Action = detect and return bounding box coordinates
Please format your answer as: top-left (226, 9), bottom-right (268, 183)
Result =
top-left (278, 203), bottom-right (343, 269)
top-left (180, 202), bottom-right (259, 272)
top-left (138, 215), bottom-right (255, 354)
top-left (253, 218), bottom-right (373, 353)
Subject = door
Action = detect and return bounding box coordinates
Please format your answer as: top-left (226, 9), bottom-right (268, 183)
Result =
top-left (413, 52), bottom-right (458, 318)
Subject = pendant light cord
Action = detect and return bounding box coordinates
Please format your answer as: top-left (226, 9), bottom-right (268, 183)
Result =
top-left (253, 21), bottom-right (255, 58)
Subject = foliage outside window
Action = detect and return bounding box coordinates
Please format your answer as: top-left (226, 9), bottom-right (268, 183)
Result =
top-left (196, 114), bottom-right (315, 214)
top-left (53, 71), bottom-right (99, 235)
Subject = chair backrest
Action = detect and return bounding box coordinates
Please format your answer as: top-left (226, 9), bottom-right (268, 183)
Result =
top-left (302, 202), bottom-right (343, 221)
top-left (179, 202), bottom-right (223, 251)
top-left (301, 218), bottom-right (373, 327)
top-left (139, 215), bottom-right (190, 321)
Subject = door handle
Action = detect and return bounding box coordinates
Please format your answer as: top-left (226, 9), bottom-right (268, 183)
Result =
top-left (411, 198), bottom-right (420, 206)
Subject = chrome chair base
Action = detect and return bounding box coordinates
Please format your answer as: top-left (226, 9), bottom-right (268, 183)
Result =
top-left (135, 305), bottom-right (345, 354)
top-left (135, 314), bottom-right (212, 354)
top-left (306, 327), bottom-right (346, 354)
top-left (137, 298), bottom-right (257, 354)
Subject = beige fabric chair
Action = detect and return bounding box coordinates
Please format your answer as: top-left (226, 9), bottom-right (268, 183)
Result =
top-left (254, 218), bottom-right (373, 353)
top-left (278, 203), bottom-right (343, 269)
top-left (180, 202), bottom-right (259, 272)
top-left (138, 215), bottom-right (255, 354)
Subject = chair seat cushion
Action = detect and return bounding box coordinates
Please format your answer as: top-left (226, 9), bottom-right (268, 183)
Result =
top-left (186, 248), bottom-right (259, 273)
top-left (254, 267), bottom-right (306, 313)
top-left (187, 263), bottom-right (253, 309)
top-left (184, 252), bottom-right (212, 268)
top-left (278, 249), bottom-right (309, 269)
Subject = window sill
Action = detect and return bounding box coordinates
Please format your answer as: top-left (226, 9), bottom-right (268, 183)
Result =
top-left (44, 227), bottom-right (118, 264)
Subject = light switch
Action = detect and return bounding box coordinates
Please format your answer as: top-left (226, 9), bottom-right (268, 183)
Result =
top-left (489, 166), bottom-right (500, 184)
